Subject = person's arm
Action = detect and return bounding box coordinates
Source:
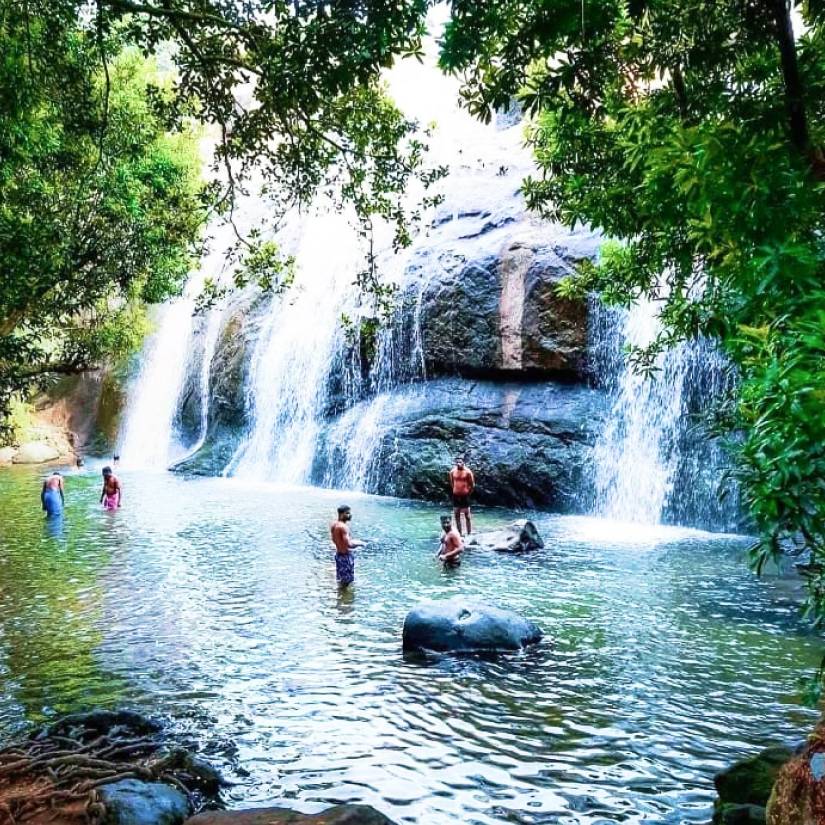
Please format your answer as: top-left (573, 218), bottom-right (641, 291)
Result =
top-left (59, 477), bottom-right (65, 505)
top-left (115, 478), bottom-right (122, 507)
top-left (448, 469), bottom-right (454, 493)
top-left (100, 482), bottom-right (105, 503)
top-left (467, 470), bottom-right (475, 494)
top-left (41, 481), bottom-right (47, 510)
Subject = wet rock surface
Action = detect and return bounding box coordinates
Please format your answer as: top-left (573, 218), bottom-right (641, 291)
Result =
top-left (187, 805), bottom-right (397, 825)
top-left (712, 745), bottom-right (794, 825)
top-left (396, 221), bottom-right (599, 381)
top-left (468, 520), bottom-right (544, 552)
top-left (402, 596), bottom-right (543, 653)
top-left (316, 379), bottom-right (605, 510)
top-left (100, 780), bottom-right (189, 825)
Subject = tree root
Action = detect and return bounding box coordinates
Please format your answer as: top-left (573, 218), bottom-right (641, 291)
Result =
top-left (0, 721), bottom-right (208, 825)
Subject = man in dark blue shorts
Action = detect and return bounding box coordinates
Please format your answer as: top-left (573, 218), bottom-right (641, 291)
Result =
top-left (330, 505), bottom-right (365, 587)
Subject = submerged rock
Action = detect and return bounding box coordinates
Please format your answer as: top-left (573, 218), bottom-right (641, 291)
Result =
top-left (43, 709), bottom-right (161, 740)
top-left (186, 805), bottom-right (397, 825)
top-left (715, 804), bottom-right (768, 825)
top-left (402, 597), bottom-right (543, 653)
top-left (469, 520), bottom-right (544, 553)
top-left (100, 779), bottom-right (189, 825)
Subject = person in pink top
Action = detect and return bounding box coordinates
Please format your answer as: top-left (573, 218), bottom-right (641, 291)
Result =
top-left (100, 466), bottom-right (122, 510)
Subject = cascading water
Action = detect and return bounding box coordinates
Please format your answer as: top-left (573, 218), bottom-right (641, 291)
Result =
top-left (589, 296), bottom-right (739, 529)
top-left (117, 289), bottom-right (202, 469)
top-left (117, 211), bottom-right (250, 468)
top-left (224, 213), bottom-right (366, 483)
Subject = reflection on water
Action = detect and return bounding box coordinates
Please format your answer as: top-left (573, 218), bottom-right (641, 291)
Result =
top-left (0, 467), bottom-right (819, 823)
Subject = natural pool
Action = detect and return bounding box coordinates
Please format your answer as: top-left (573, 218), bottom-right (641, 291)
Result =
top-left (0, 465), bottom-right (820, 824)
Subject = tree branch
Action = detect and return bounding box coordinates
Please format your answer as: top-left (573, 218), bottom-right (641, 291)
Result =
top-left (98, 0), bottom-right (246, 32)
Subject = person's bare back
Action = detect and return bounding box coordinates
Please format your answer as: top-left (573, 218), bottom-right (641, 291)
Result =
top-left (331, 520), bottom-right (353, 555)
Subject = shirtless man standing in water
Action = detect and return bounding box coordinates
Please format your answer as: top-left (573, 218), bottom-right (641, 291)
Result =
top-left (331, 505), bottom-right (365, 587)
top-left (449, 457), bottom-right (475, 536)
top-left (438, 515), bottom-right (463, 567)
top-left (100, 466), bottom-right (122, 510)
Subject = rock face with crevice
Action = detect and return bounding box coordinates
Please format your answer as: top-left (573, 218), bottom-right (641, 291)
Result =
top-left (387, 218), bottom-right (599, 382)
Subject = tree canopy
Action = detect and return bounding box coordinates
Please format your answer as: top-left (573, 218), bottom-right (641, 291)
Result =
top-left (0, 0), bottom-right (444, 434)
top-left (0, 8), bottom-right (206, 430)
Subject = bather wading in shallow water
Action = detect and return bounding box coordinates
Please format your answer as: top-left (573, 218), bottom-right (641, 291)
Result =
top-left (330, 505), bottom-right (365, 587)
top-left (437, 514), bottom-right (463, 567)
top-left (41, 471), bottom-right (64, 517)
top-left (100, 466), bottom-right (122, 510)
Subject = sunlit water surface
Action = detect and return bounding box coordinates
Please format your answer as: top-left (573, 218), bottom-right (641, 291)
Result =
top-left (0, 466), bottom-right (819, 824)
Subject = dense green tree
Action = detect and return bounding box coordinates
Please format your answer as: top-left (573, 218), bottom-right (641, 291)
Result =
top-left (440, 2), bottom-right (825, 627)
top-left (0, 8), bottom-right (206, 431)
top-left (0, 0), bottom-right (447, 434)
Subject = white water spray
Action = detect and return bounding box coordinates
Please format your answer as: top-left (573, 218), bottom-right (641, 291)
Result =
top-left (117, 291), bottom-right (200, 469)
top-left (591, 297), bottom-right (732, 525)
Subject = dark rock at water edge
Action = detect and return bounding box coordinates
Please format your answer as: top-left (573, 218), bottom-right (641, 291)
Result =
top-left (43, 709), bottom-right (161, 740)
top-left (402, 597), bottom-right (543, 653)
top-left (100, 779), bottom-right (189, 825)
top-left (187, 804), bottom-right (397, 825)
top-left (171, 425), bottom-right (243, 476)
top-left (315, 378), bottom-right (606, 511)
top-left (712, 745), bottom-right (794, 825)
top-left (714, 803), bottom-right (767, 825)
top-left (714, 746), bottom-right (794, 807)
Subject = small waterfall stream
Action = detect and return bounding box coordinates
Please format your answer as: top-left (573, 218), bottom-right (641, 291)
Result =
top-left (589, 297), bottom-right (738, 529)
top-left (117, 290), bottom-right (201, 469)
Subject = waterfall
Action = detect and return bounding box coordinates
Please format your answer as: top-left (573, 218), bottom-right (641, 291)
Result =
top-left (224, 212), bottom-right (366, 483)
top-left (590, 297), bottom-right (738, 529)
top-left (117, 291), bottom-right (200, 469)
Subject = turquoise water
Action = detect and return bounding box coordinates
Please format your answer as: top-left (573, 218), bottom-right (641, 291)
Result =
top-left (0, 464), bottom-right (819, 824)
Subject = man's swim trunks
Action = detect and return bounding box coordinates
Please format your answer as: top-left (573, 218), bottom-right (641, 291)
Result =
top-left (452, 493), bottom-right (471, 508)
top-left (103, 493), bottom-right (119, 510)
top-left (42, 488), bottom-right (62, 517)
top-left (336, 552), bottom-right (355, 585)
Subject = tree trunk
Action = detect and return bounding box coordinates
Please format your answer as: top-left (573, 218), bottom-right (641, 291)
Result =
top-left (770, 0), bottom-right (809, 154)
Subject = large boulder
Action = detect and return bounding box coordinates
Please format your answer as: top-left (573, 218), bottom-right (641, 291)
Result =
top-left (12, 441), bottom-right (59, 464)
top-left (99, 779), bottom-right (189, 825)
top-left (712, 745), bottom-right (794, 825)
top-left (314, 378), bottom-right (605, 511)
top-left (402, 597), bottom-right (543, 653)
top-left (0, 446), bottom-right (16, 464)
top-left (186, 805), bottom-right (396, 825)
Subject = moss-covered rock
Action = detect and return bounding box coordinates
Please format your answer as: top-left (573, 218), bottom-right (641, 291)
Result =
top-left (714, 746), bottom-right (794, 809)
